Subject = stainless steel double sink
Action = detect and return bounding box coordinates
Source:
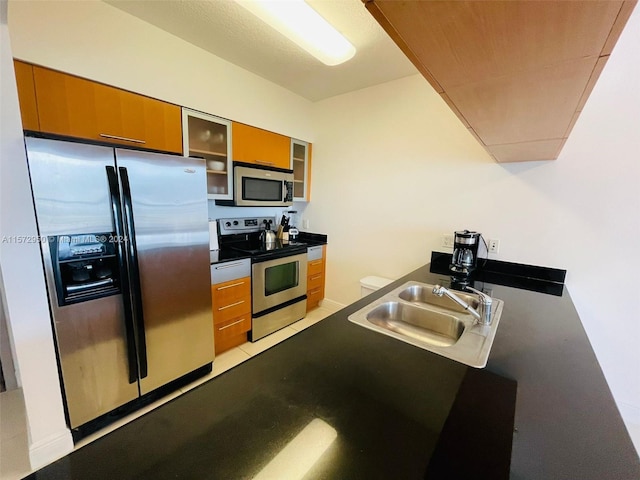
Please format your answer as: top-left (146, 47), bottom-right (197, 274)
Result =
top-left (348, 282), bottom-right (504, 368)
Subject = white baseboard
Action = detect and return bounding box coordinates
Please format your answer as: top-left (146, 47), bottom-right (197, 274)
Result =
top-left (29, 428), bottom-right (74, 471)
top-left (319, 298), bottom-right (346, 312)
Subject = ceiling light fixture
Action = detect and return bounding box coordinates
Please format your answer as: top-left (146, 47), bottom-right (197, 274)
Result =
top-left (234, 0), bottom-right (356, 66)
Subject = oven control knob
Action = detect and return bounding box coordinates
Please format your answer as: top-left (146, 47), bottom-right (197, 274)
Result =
top-left (225, 221), bottom-right (231, 227)
top-left (233, 221), bottom-right (239, 226)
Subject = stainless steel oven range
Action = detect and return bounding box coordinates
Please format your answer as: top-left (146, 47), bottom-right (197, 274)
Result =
top-left (218, 217), bottom-right (307, 341)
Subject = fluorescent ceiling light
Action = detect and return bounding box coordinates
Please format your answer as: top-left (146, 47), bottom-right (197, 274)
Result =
top-left (235, 0), bottom-right (356, 66)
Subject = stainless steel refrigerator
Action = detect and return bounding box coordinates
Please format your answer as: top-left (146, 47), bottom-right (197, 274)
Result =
top-left (26, 137), bottom-right (214, 431)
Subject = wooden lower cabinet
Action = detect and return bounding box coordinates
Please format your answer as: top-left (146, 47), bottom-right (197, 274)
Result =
top-left (211, 276), bottom-right (251, 354)
top-left (306, 245), bottom-right (326, 311)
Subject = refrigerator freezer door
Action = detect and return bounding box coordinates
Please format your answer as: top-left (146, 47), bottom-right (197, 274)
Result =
top-left (115, 149), bottom-right (214, 394)
top-left (26, 137), bottom-right (139, 428)
top-left (26, 137), bottom-right (115, 236)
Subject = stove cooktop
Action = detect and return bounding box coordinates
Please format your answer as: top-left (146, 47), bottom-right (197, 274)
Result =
top-left (229, 240), bottom-right (307, 256)
top-left (217, 216), bottom-right (307, 262)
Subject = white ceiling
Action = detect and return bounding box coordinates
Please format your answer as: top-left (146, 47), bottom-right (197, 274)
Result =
top-left (105, 0), bottom-right (418, 101)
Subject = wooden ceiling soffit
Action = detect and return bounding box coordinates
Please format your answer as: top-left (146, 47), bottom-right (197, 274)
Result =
top-left (364, 0), bottom-right (637, 163)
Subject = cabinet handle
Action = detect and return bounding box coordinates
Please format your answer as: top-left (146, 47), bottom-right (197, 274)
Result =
top-left (215, 262), bottom-right (245, 270)
top-left (310, 275), bottom-right (322, 281)
top-left (218, 300), bottom-right (245, 311)
top-left (216, 281), bottom-right (246, 291)
top-left (309, 288), bottom-right (322, 294)
top-left (218, 317), bottom-right (246, 331)
top-left (310, 260), bottom-right (322, 266)
top-left (255, 160), bottom-right (274, 166)
top-left (99, 133), bottom-right (146, 144)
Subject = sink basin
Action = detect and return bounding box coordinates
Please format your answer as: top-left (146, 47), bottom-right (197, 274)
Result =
top-left (398, 284), bottom-right (478, 313)
top-left (366, 302), bottom-right (464, 347)
top-left (348, 281), bottom-right (504, 368)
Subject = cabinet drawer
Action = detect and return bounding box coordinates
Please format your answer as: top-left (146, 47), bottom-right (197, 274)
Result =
top-left (214, 314), bottom-right (251, 353)
top-left (212, 275), bottom-right (251, 305)
top-left (211, 286), bottom-right (251, 324)
top-left (210, 259), bottom-right (251, 284)
top-left (307, 245), bottom-right (323, 261)
top-left (307, 287), bottom-right (324, 311)
top-left (308, 258), bottom-right (324, 276)
top-left (307, 272), bottom-right (324, 291)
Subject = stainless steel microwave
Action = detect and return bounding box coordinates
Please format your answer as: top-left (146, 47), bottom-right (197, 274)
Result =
top-left (217, 162), bottom-right (294, 207)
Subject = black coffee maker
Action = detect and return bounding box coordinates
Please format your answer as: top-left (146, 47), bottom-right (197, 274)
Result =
top-left (450, 230), bottom-right (482, 277)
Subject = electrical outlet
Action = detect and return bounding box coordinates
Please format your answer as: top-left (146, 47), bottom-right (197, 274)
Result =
top-left (488, 239), bottom-right (500, 254)
top-left (442, 234), bottom-right (454, 248)
top-left (302, 218), bottom-right (310, 229)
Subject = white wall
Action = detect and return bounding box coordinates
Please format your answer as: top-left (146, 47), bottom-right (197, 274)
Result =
top-left (308, 7), bottom-right (640, 447)
top-left (0, 0), bottom-right (74, 468)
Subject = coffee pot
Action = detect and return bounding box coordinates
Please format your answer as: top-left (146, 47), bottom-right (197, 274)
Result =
top-left (450, 230), bottom-right (481, 277)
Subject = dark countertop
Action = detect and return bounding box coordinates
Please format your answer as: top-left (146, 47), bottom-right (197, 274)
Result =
top-left (209, 248), bottom-right (251, 265)
top-left (27, 263), bottom-right (639, 479)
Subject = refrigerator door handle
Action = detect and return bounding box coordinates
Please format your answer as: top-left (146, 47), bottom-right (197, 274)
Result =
top-left (106, 166), bottom-right (139, 384)
top-left (119, 166), bottom-right (149, 379)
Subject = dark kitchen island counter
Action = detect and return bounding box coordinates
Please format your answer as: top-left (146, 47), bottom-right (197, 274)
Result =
top-left (27, 264), bottom-right (639, 479)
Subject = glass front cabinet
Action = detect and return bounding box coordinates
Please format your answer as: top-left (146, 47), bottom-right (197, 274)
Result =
top-left (182, 108), bottom-right (232, 200)
top-left (291, 139), bottom-right (310, 202)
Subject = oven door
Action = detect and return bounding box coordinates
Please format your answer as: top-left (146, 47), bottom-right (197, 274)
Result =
top-left (252, 253), bottom-right (308, 314)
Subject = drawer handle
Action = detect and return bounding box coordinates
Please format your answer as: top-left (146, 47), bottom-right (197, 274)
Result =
top-left (218, 300), bottom-right (245, 311)
top-left (216, 281), bottom-right (246, 291)
top-left (310, 275), bottom-right (322, 281)
top-left (215, 262), bottom-right (245, 270)
top-left (99, 133), bottom-right (146, 144)
top-left (218, 317), bottom-right (246, 331)
top-left (309, 288), bottom-right (322, 294)
top-left (255, 160), bottom-right (274, 166)
top-left (310, 260), bottom-right (322, 266)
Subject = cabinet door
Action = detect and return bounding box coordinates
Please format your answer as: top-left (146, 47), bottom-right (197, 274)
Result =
top-left (33, 66), bottom-right (100, 140)
top-left (232, 122), bottom-right (290, 169)
top-left (183, 109), bottom-right (232, 199)
top-left (33, 66), bottom-right (182, 153)
top-left (13, 60), bottom-right (40, 131)
top-left (291, 139), bottom-right (311, 201)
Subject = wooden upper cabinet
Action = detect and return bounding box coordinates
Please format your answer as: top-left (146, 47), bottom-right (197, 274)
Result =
top-left (31, 65), bottom-right (182, 153)
top-left (13, 60), bottom-right (40, 131)
top-left (232, 122), bottom-right (290, 169)
top-left (364, 0), bottom-right (637, 162)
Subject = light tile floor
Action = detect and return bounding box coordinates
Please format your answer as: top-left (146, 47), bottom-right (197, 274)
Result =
top-left (0, 304), bottom-right (339, 480)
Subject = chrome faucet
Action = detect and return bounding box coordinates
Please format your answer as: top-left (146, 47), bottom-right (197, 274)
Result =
top-left (432, 285), bottom-right (493, 325)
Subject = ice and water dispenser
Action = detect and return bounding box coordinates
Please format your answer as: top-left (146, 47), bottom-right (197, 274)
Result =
top-left (49, 233), bottom-right (121, 306)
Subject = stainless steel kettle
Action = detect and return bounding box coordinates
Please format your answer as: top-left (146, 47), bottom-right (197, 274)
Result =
top-left (261, 219), bottom-right (276, 246)
top-left (264, 229), bottom-right (276, 244)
